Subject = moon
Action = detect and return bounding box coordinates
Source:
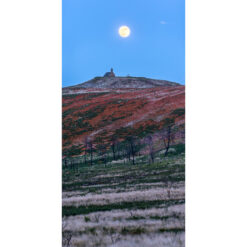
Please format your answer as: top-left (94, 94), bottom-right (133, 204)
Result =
top-left (118, 26), bottom-right (131, 38)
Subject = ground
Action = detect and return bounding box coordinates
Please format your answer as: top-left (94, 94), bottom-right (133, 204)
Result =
top-left (62, 150), bottom-right (185, 247)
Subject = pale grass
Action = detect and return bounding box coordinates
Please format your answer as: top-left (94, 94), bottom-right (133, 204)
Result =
top-left (70, 232), bottom-right (184, 247)
top-left (62, 187), bottom-right (185, 207)
top-left (63, 204), bottom-right (185, 232)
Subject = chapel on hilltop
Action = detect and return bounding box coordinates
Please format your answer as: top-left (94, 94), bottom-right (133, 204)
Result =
top-left (104, 68), bottom-right (115, 77)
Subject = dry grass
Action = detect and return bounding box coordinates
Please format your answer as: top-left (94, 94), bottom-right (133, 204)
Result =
top-left (62, 154), bottom-right (185, 247)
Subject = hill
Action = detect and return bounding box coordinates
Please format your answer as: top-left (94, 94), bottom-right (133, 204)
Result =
top-left (62, 77), bottom-right (185, 157)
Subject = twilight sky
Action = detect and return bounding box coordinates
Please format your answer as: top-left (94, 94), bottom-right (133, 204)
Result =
top-left (62, 0), bottom-right (185, 87)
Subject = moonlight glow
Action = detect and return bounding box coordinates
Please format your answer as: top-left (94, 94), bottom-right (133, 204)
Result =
top-left (118, 26), bottom-right (131, 38)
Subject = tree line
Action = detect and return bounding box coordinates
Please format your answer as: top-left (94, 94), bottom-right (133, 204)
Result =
top-left (63, 119), bottom-right (184, 168)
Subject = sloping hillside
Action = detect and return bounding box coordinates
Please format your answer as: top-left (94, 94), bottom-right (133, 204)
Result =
top-left (62, 80), bottom-right (185, 157)
top-left (62, 79), bottom-right (185, 246)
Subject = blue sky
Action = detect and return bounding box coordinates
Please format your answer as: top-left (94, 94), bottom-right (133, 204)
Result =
top-left (62, 0), bottom-right (185, 87)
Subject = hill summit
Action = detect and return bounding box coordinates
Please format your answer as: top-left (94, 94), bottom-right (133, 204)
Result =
top-left (64, 69), bottom-right (180, 90)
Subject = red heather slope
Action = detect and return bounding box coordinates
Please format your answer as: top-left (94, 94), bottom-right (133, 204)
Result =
top-left (62, 77), bottom-right (185, 157)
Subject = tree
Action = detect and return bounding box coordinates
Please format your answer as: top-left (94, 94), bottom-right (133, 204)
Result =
top-left (180, 125), bottom-right (185, 141)
top-left (145, 135), bottom-right (155, 164)
top-left (87, 138), bottom-right (94, 166)
top-left (62, 218), bottom-right (72, 247)
top-left (116, 140), bottom-right (128, 162)
top-left (161, 118), bottom-right (175, 158)
top-left (83, 136), bottom-right (94, 166)
top-left (83, 136), bottom-right (89, 165)
top-left (110, 136), bottom-right (118, 160)
top-left (63, 158), bottom-right (68, 168)
top-left (97, 143), bottom-right (108, 166)
top-left (126, 136), bottom-right (139, 165)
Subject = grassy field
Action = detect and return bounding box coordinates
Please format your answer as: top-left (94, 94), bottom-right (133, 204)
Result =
top-left (62, 150), bottom-right (185, 247)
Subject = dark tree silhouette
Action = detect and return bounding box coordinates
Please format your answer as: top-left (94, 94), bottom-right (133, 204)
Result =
top-left (83, 136), bottom-right (94, 166)
top-left (110, 136), bottom-right (118, 160)
top-left (83, 136), bottom-right (89, 165)
top-left (161, 119), bottom-right (175, 158)
top-left (87, 138), bottom-right (94, 166)
top-left (145, 135), bottom-right (155, 164)
top-left (97, 143), bottom-right (108, 166)
top-left (126, 136), bottom-right (139, 165)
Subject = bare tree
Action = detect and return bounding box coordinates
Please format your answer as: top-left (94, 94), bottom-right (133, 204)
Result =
top-left (62, 218), bottom-right (72, 247)
top-left (87, 138), bottom-right (94, 166)
top-left (83, 136), bottom-right (94, 166)
top-left (126, 143), bottom-right (131, 163)
top-left (180, 125), bottom-right (185, 141)
top-left (63, 158), bottom-right (68, 168)
top-left (126, 136), bottom-right (138, 165)
top-left (97, 143), bottom-right (108, 166)
top-left (161, 119), bottom-right (175, 158)
top-left (145, 135), bottom-right (155, 164)
top-left (110, 136), bottom-right (118, 160)
top-left (62, 231), bottom-right (72, 247)
top-left (83, 136), bottom-right (89, 165)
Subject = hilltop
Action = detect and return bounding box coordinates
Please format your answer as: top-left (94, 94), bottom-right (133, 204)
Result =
top-left (63, 76), bottom-right (180, 91)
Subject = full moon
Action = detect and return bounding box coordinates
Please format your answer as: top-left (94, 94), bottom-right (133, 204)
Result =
top-left (118, 26), bottom-right (131, 38)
